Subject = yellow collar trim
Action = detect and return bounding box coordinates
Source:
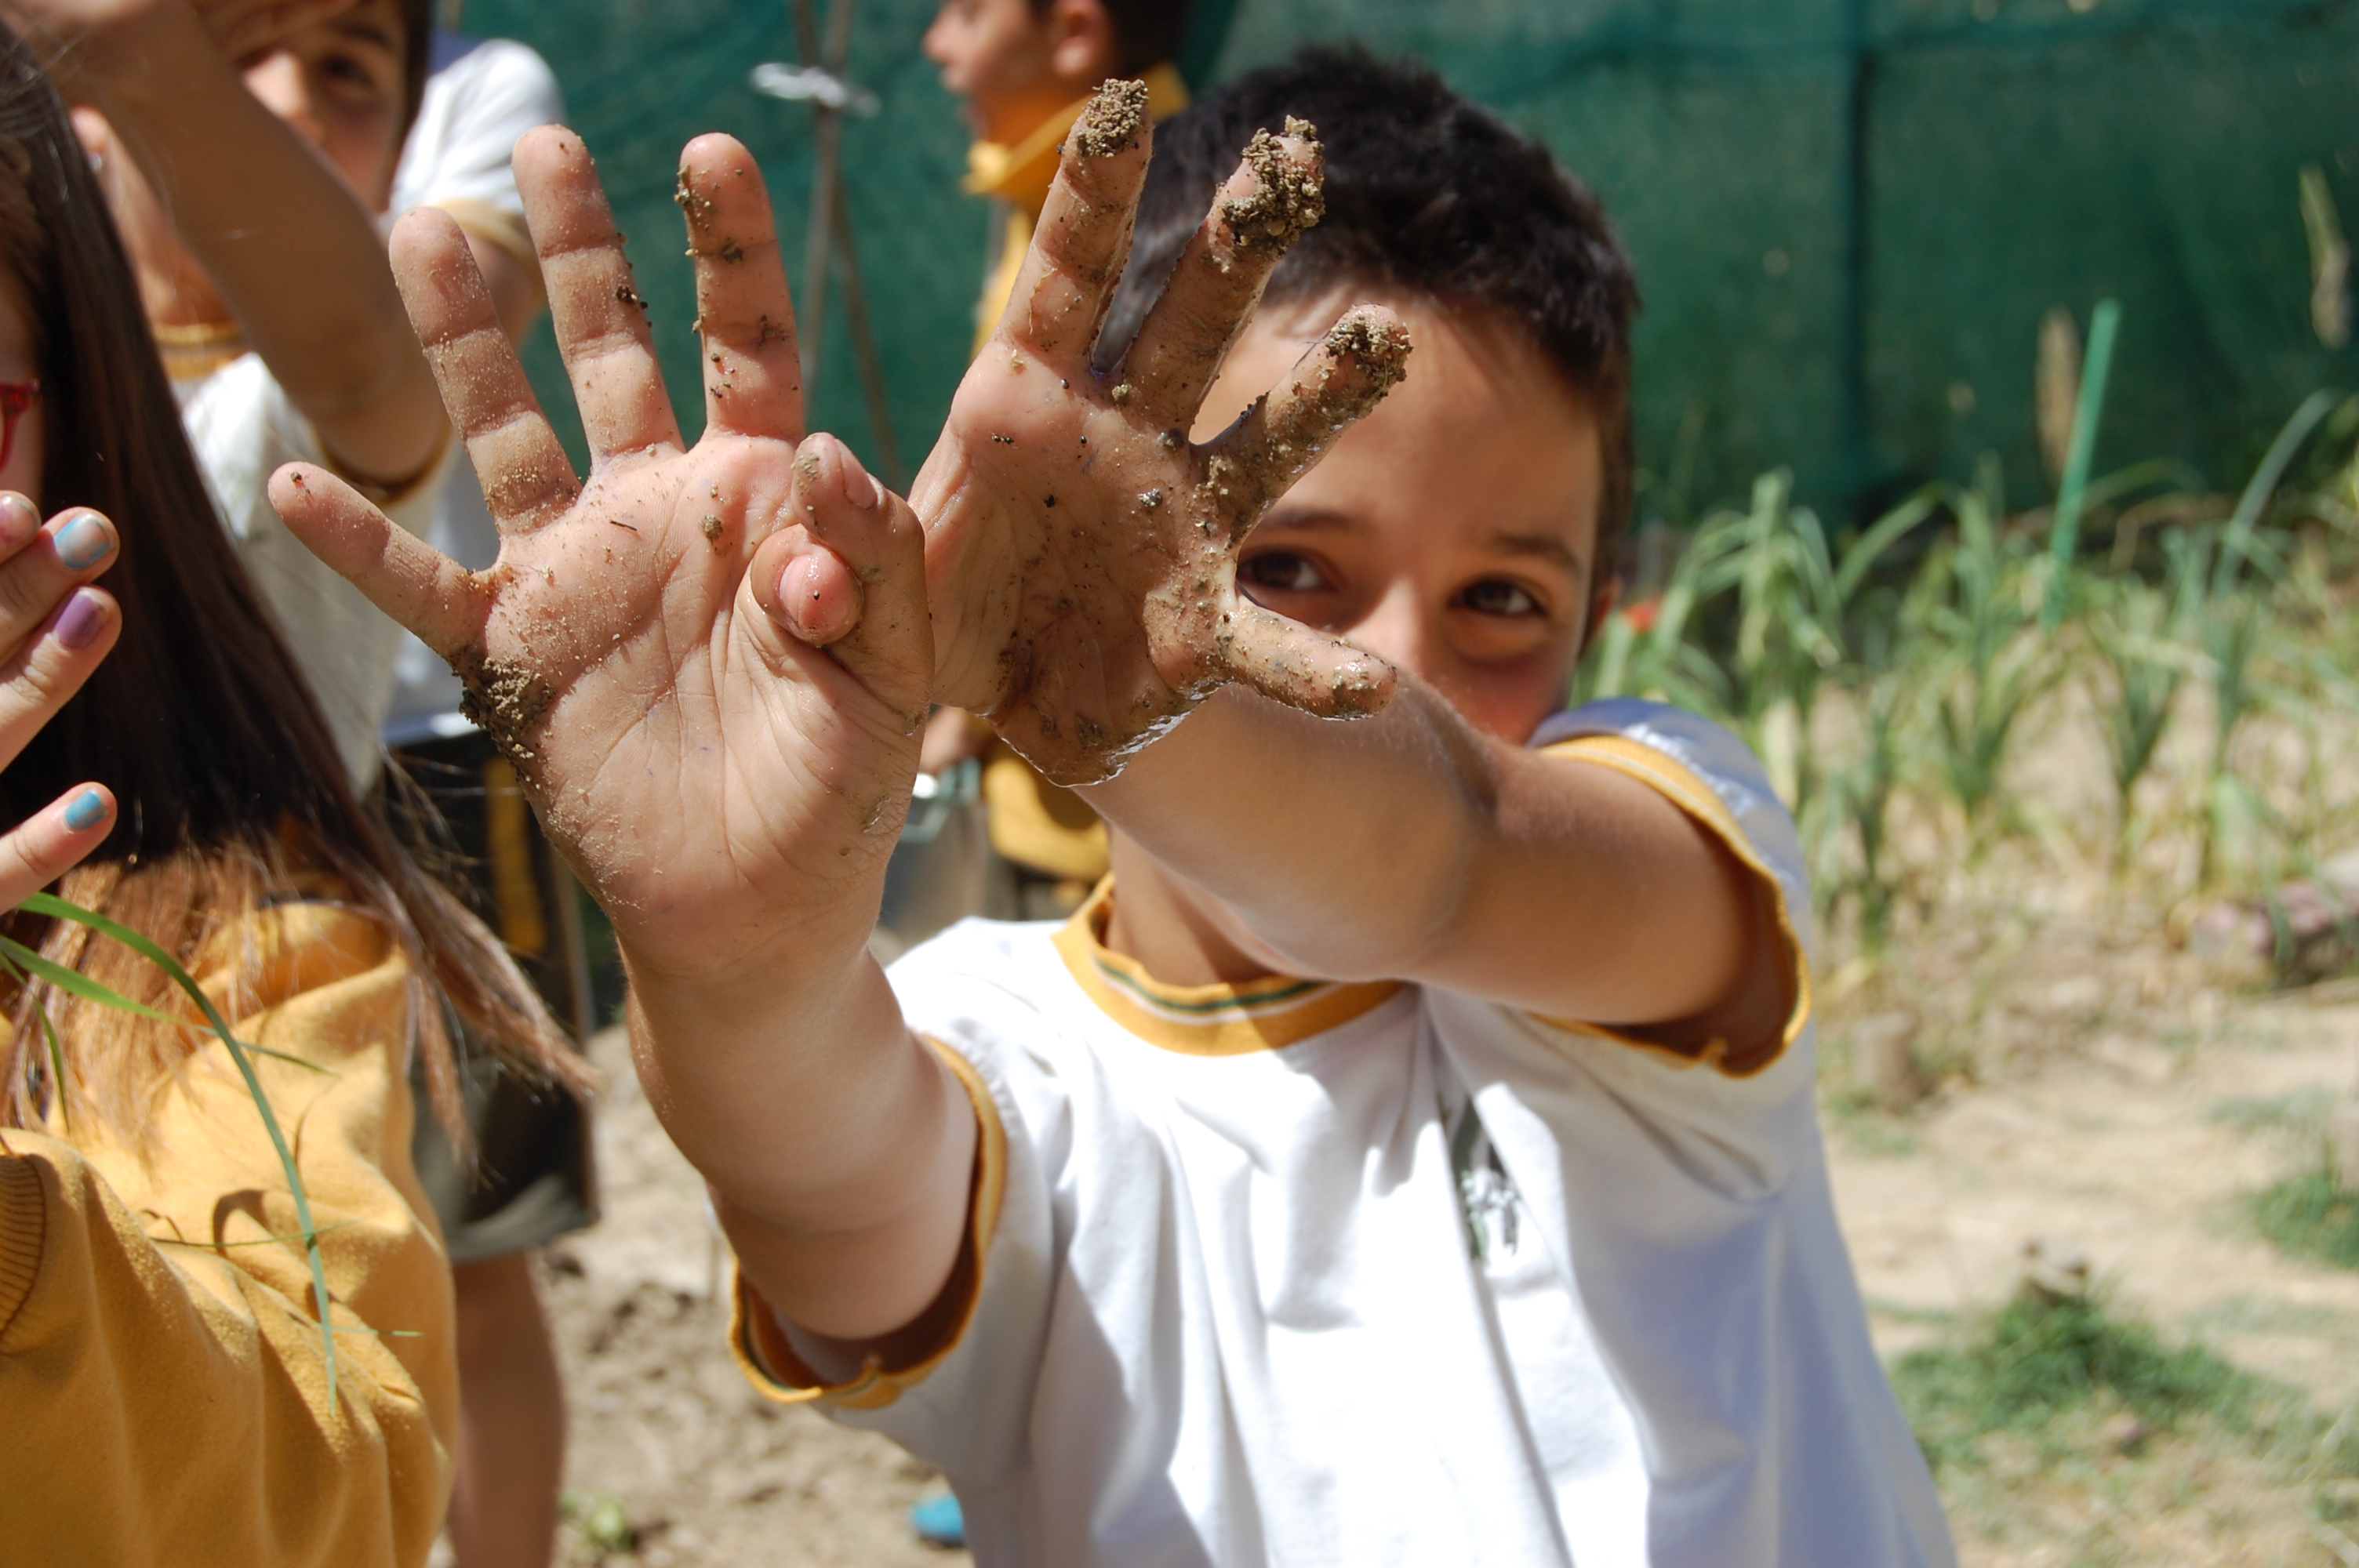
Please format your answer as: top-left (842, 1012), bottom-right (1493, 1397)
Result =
top-left (1052, 879), bottom-right (1403, 1057)
top-left (152, 319), bottom-right (249, 383)
top-left (964, 62), bottom-right (1191, 215)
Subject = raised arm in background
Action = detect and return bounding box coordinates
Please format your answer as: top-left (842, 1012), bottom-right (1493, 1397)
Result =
top-left (7, 0), bottom-right (445, 485)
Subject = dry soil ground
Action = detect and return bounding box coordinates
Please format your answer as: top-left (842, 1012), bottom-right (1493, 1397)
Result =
top-left (535, 956), bottom-right (2359, 1566)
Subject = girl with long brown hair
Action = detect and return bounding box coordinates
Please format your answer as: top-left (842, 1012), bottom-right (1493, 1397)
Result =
top-left (0, 19), bottom-right (575, 1563)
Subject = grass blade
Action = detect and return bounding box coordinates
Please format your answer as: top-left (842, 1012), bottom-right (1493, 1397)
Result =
top-left (35, 1000), bottom-right (66, 1138)
top-left (19, 891), bottom-right (342, 1408)
top-left (2219, 389), bottom-right (2341, 594)
top-left (1834, 486), bottom-right (1943, 604)
top-left (2044, 298), bottom-right (2121, 629)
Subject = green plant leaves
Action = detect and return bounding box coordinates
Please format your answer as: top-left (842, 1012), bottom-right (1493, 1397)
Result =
top-left (1570, 384), bottom-right (2358, 928)
top-left (16, 891), bottom-right (343, 1408)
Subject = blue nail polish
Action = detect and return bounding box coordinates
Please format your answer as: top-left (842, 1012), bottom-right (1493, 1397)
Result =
top-left (56, 513), bottom-right (113, 571)
top-left (64, 790), bottom-right (107, 832)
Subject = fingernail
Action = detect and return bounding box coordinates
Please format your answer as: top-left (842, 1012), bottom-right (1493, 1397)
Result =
top-left (56, 588), bottom-right (107, 650)
top-left (0, 492), bottom-right (37, 540)
top-left (841, 456), bottom-right (881, 511)
top-left (64, 790), bottom-right (107, 833)
top-left (54, 511), bottom-right (115, 572)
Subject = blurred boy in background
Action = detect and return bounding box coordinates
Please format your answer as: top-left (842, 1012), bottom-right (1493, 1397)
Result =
top-left (55, 0), bottom-right (449, 785)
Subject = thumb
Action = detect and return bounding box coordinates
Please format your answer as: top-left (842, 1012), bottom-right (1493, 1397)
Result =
top-left (1216, 599), bottom-right (1395, 720)
top-left (747, 434), bottom-right (933, 720)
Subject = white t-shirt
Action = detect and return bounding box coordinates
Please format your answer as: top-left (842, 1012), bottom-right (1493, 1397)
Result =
top-left (383, 33), bottom-right (565, 746)
top-left (731, 700), bottom-right (1957, 1568)
top-left (176, 354), bottom-right (450, 787)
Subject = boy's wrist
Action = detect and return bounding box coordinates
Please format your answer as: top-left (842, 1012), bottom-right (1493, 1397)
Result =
top-left (614, 898), bottom-right (878, 1033)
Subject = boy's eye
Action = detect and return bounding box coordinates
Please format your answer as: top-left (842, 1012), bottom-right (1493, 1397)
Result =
top-left (1238, 551), bottom-right (1331, 595)
top-left (322, 53), bottom-right (380, 91)
top-left (1455, 579), bottom-right (1544, 619)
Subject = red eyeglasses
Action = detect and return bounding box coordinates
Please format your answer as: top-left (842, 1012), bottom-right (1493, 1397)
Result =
top-left (0, 381), bottom-right (37, 473)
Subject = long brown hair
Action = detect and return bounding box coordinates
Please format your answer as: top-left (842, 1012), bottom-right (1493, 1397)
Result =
top-left (0, 31), bottom-right (582, 1136)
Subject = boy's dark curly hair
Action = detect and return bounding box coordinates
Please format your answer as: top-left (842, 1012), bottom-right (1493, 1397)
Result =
top-left (1104, 45), bottom-right (1642, 575)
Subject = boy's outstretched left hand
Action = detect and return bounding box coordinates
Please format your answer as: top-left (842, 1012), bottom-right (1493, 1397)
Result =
top-left (915, 82), bottom-right (1412, 786)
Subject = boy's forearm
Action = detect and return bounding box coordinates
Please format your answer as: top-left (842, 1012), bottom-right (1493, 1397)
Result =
top-left (74, 4), bottom-right (445, 481)
top-left (1081, 679), bottom-right (1495, 981)
top-left (1084, 680), bottom-right (1767, 1028)
top-left (623, 932), bottom-right (978, 1341)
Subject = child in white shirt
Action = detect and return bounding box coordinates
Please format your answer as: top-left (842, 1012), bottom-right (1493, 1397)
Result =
top-left (275, 52), bottom-right (1957, 1568)
top-left (60, 0), bottom-right (451, 788)
top-left (720, 63), bottom-right (1954, 1564)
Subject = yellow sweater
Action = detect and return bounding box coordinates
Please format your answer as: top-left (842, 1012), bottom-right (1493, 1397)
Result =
top-left (0, 898), bottom-right (456, 1567)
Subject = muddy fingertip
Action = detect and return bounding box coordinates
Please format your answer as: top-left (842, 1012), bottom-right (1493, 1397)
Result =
top-left (1069, 78), bottom-right (1150, 158)
top-left (1324, 307), bottom-right (1413, 388)
top-left (1223, 119), bottom-right (1326, 255)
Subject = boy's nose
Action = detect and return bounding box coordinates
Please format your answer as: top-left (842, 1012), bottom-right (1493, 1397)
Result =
top-left (241, 53), bottom-right (329, 152)
top-left (1347, 583), bottom-right (1435, 683)
top-left (921, 6), bottom-right (961, 69)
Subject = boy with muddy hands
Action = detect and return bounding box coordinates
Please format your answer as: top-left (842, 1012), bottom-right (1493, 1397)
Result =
top-left (277, 63), bottom-right (1954, 1566)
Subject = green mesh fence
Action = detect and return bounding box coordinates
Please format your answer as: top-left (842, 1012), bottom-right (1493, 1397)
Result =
top-left (460, 0), bottom-right (2359, 528)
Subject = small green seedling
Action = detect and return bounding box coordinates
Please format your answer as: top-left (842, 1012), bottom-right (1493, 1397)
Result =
top-left (12, 890), bottom-right (343, 1406)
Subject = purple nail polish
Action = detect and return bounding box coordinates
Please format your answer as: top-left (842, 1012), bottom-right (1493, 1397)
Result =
top-left (55, 512), bottom-right (114, 572)
top-left (56, 589), bottom-right (106, 650)
top-left (64, 790), bottom-right (106, 832)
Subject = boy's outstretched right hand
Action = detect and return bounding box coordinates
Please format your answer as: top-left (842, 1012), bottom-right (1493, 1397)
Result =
top-left (270, 129), bottom-right (929, 991)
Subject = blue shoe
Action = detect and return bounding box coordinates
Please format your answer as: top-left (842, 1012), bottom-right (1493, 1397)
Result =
top-left (911, 1491), bottom-right (966, 1549)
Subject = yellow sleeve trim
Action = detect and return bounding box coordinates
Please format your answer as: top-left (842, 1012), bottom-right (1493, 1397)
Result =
top-left (431, 198), bottom-right (541, 283)
top-left (1532, 735), bottom-right (1813, 1078)
top-left (727, 1036), bottom-right (1008, 1411)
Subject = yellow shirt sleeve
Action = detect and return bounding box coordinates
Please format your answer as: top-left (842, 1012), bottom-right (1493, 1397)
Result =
top-left (0, 899), bottom-right (456, 1568)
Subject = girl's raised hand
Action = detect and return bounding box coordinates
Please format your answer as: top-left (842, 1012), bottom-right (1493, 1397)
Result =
top-left (914, 82), bottom-right (1412, 786)
top-left (270, 129), bottom-right (931, 989)
top-left (0, 494), bottom-right (121, 904)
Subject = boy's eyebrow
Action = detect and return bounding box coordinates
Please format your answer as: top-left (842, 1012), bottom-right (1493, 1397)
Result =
top-left (325, 16), bottom-right (400, 49)
top-left (1486, 529), bottom-right (1587, 583)
top-left (1254, 507), bottom-right (1359, 535)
